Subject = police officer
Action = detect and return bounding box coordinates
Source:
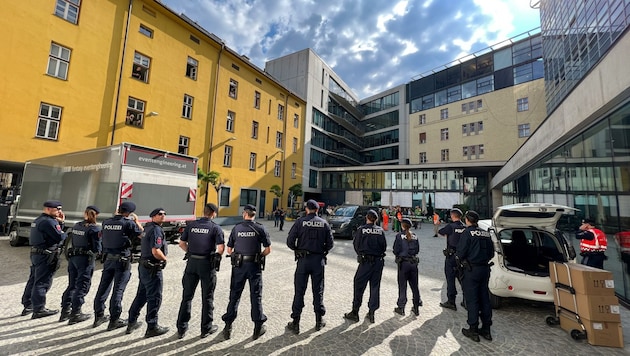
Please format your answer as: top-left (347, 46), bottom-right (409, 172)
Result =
top-left (21, 200), bottom-right (67, 318)
top-left (221, 204), bottom-right (271, 340)
top-left (60, 205), bottom-right (101, 324)
top-left (176, 203), bottom-right (225, 339)
top-left (456, 210), bottom-right (494, 342)
top-left (343, 209), bottom-right (386, 324)
top-left (286, 199), bottom-right (334, 334)
top-left (576, 218), bottom-right (608, 269)
top-left (438, 208), bottom-right (466, 311)
top-left (93, 201), bottom-right (143, 330)
top-left (126, 207), bottom-right (169, 338)
top-left (393, 218), bottom-right (422, 317)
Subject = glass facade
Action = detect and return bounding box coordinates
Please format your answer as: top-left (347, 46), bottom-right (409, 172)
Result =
top-left (502, 101), bottom-right (630, 299)
top-left (360, 92), bottom-right (400, 115)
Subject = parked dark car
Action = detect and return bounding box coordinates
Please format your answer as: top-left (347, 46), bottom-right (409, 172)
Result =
top-left (326, 205), bottom-right (373, 238)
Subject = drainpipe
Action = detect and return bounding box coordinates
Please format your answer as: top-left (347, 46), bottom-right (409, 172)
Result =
top-left (110, 0), bottom-right (133, 146)
top-left (281, 94), bottom-right (288, 208)
top-left (205, 43), bottom-right (225, 205)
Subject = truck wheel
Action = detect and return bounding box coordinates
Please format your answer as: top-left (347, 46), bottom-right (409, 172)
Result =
top-left (489, 292), bottom-right (502, 309)
top-left (9, 224), bottom-right (22, 247)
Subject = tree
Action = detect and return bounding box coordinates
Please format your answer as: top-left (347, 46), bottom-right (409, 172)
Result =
top-left (288, 183), bottom-right (303, 208)
top-left (198, 168), bottom-right (228, 209)
top-left (270, 184), bottom-right (283, 198)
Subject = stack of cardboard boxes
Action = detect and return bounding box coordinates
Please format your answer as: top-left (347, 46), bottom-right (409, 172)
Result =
top-left (549, 262), bottom-right (623, 348)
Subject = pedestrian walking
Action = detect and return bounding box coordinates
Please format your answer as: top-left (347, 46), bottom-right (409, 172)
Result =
top-left (576, 218), bottom-right (607, 269)
top-left (393, 218), bottom-right (422, 316)
top-left (382, 208), bottom-right (389, 231)
top-left (176, 203), bottom-right (225, 339)
top-left (286, 200), bottom-right (334, 334)
top-left (432, 211), bottom-right (441, 237)
top-left (274, 208), bottom-right (280, 227)
top-left (279, 208), bottom-right (286, 231)
top-left (60, 205), bottom-right (101, 324)
top-left (438, 208), bottom-right (466, 311)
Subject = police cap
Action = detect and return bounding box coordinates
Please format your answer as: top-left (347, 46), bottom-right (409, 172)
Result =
top-left (366, 209), bottom-right (378, 220)
top-left (86, 205), bottom-right (101, 214)
top-left (119, 201), bottom-right (136, 213)
top-left (464, 210), bottom-right (480, 224)
top-left (450, 208), bottom-right (463, 216)
top-left (205, 203), bottom-right (218, 213)
top-left (43, 200), bottom-right (62, 209)
top-left (244, 204), bottom-right (257, 212)
top-left (305, 199), bottom-right (319, 210)
top-left (401, 218), bottom-right (413, 226)
top-left (582, 218), bottom-right (596, 226)
top-left (149, 207), bottom-right (166, 217)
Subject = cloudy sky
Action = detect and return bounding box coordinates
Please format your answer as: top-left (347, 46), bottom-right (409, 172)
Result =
top-left (161, 0), bottom-right (540, 99)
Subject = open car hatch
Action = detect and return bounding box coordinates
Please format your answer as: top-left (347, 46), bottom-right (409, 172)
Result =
top-left (493, 203), bottom-right (577, 231)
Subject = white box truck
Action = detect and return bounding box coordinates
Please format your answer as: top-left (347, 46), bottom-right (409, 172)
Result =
top-left (8, 143), bottom-right (198, 247)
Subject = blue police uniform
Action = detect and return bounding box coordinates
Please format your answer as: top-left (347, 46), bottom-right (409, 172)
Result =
top-left (393, 231), bottom-right (422, 313)
top-left (221, 220), bottom-right (271, 325)
top-left (456, 225), bottom-right (495, 333)
top-left (128, 221), bottom-right (168, 330)
top-left (21, 213), bottom-right (67, 313)
top-left (286, 213), bottom-right (334, 322)
top-left (438, 220), bottom-right (466, 305)
top-left (61, 221), bottom-right (101, 315)
top-left (351, 223), bottom-right (386, 315)
top-left (93, 215), bottom-right (142, 323)
top-left (176, 217), bottom-right (224, 336)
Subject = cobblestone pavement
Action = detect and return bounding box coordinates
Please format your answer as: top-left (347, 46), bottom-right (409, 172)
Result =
top-left (0, 219), bottom-right (628, 355)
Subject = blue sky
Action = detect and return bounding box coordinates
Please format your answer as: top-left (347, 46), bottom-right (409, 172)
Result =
top-left (161, 0), bottom-right (541, 98)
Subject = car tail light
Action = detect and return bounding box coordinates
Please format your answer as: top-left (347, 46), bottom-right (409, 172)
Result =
top-left (508, 285), bottom-right (513, 291)
top-left (533, 290), bottom-right (547, 295)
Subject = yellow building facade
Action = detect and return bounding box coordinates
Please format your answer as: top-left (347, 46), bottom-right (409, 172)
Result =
top-left (0, 0), bottom-right (305, 216)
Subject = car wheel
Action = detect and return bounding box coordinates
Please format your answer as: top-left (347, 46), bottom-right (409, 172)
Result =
top-left (489, 292), bottom-right (502, 309)
top-left (8, 223), bottom-right (22, 247)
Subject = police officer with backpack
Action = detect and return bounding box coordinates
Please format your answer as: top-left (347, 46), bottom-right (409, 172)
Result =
top-left (93, 201), bottom-right (143, 330)
top-left (60, 205), bottom-right (101, 324)
top-left (221, 204), bottom-right (271, 340)
top-left (438, 208), bottom-right (466, 311)
top-left (343, 209), bottom-right (386, 324)
top-left (286, 200), bottom-right (334, 335)
top-left (176, 203), bottom-right (225, 339)
top-left (456, 210), bottom-right (495, 342)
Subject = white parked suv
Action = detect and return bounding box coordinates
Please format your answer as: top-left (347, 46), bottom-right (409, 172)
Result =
top-left (479, 203), bottom-right (577, 308)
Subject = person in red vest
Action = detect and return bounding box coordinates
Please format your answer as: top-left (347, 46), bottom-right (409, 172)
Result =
top-left (576, 218), bottom-right (607, 269)
top-left (381, 208), bottom-right (389, 231)
top-left (615, 230), bottom-right (630, 274)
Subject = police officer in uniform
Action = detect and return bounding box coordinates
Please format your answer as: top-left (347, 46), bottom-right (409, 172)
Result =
top-left (456, 210), bottom-right (494, 342)
top-left (438, 208), bottom-right (466, 311)
top-left (393, 218), bottom-right (422, 316)
top-left (576, 218), bottom-right (608, 269)
top-left (127, 207), bottom-right (169, 338)
top-left (176, 203), bottom-right (225, 339)
top-left (93, 201), bottom-right (143, 330)
top-left (221, 204), bottom-right (271, 340)
top-left (343, 209), bottom-right (386, 323)
top-left (286, 200), bottom-right (334, 334)
top-left (21, 200), bottom-right (67, 318)
top-left (60, 205), bottom-right (101, 324)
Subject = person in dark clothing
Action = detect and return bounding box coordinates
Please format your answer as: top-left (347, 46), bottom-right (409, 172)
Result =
top-left (279, 208), bottom-right (286, 231)
top-left (393, 218), bottom-right (422, 316)
top-left (438, 208), bottom-right (466, 311)
top-left (343, 210), bottom-right (387, 323)
top-left (274, 208), bottom-right (280, 227)
top-left (60, 205), bottom-right (101, 324)
top-left (286, 200), bottom-right (334, 334)
top-left (456, 210), bottom-right (495, 342)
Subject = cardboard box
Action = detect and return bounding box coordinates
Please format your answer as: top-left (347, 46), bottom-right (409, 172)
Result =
top-left (553, 288), bottom-right (621, 322)
top-left (558, 309), bottom-right (624, 348)
top-left (549, 262), bottom-right (615, 296)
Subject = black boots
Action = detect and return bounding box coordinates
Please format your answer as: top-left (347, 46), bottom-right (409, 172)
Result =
top-left (286, 318), bottom-right (300, 335)
top-left (343, 310), bottom-right (360, 322)
top-left (440, 301), bottom-right (457, 311)
top-left (223, 322), bottom-right (233, 339)
top-left (479, 325), bottom-right (492, 341)
top-left (393, 307), bottom-right (405, 316)
top-left (462, 326), bottom-right (480, 342)
top-left (253, 323), bottom-right (266, 340)
top-left (93, 314), bottom-right (109, 328)
top-left (315, 314), bottom-right (326, 330)
top-left (68, 309), bottom-right (91, 325)
top-left (107, 318), bottom-right (128, 331)
top-left (366, 311), bottom-right (375, 324)
top-left (145, 325), bottom-right (169, 338)
top-left (32, 308), bottom-right (59, 319)
top-left (59, 307), bottom-right (71, 322)
top-left (412, 305), bottom-right (419, 316)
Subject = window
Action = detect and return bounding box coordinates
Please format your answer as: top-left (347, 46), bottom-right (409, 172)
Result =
top-left (440, 128), bottom-right (449, 141)
top-left (419, 132), bottom-right (427, 144)
top-left (470, 122), bottom-right (476, 133)
top-left (220, 187), bottom-right (230, 206)
top-left (251, 121), bottom-right (259, 139)
top-left (276, 132), bottom-right (283, 149)
top-left (293, 137), bottom-right (298, 153)
top-left (54, 0), bottom-right (80, 24)
top-left (477, 99), bottom-right (483, 109)
top-left (463, 146), bottom-right (469, 156)
top-left (132, 52), bottom-right (150, 82)
top-left (291, 163), bottom-right (297, 179)
top-left (126, 97), bottom-right (145, 128)
top-left (232, 63), bottom-right (240, 71)
top-left (223, 145), bottom-right (233, 167)
top-left (278, 104), bottom-right (284, 120)
top-left (419, 114), bottom-right (426, 125)
top-left (36, 103), bottom-right (62, 140)
top-left (139, 24), bottom-right (153, 38)
top-left (239, 189), bottom-right (257, 206)
top-left (461, 103), bottom-right (467, 113)
top-left (479, 144), bottom-right (485, 155)
top-left (441, 149), bottom-right (450, 162)
top-left (47, 43), bottom-right (71, 80)
top-left (293, 114), bottom-right (299, 128)
top-left (182, 94), bottom-right (193, 119)
top-left (178, 136), bottom-right (189, 154)
top-left (462, 124), bottom-right (468, 135)
top-left (518, 123), bottom-right (531, 137)
top-left (249, 153), bottom-right (257, 171)
top-left (274, 160), bottom-right (281, 177)
top-left (517, 97), bottom-right (529, 112)
top-left (440, 108), bottom-right (448, 120)
top-left (229, 79), bottom-right (238, 98)
top-left (186, 57), bottom-right (198, 80)
top-left (254, 91), bottom-right (261, 109)
top-left (478, 121), bottom-right (484, 131)
top-left (419, 152), bottom-right (427, 164)
top-left (226, 111), bottom-right (235, 132)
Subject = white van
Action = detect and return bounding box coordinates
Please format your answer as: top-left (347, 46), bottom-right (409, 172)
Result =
top-left (479, 203), bottom-right (577, 308)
